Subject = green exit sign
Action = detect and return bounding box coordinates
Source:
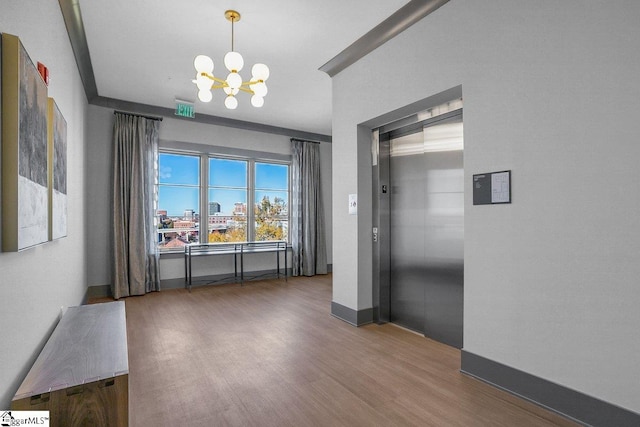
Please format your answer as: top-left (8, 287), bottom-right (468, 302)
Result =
top-left (175, 101), bottom-right (195, 118)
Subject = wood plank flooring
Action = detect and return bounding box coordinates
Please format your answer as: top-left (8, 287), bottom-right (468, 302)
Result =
top-left (111, 275), bottom-right (577, 427)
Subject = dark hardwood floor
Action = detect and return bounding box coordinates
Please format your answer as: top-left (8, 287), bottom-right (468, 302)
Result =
top-left (102, 275), bottom-right (577, 426)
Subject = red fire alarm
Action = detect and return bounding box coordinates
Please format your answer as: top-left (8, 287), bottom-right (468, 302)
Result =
top-left (37, 62), bottom-right (49, 86)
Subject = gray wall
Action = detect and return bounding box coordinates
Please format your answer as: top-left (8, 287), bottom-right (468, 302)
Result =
top-left (0, 0), bottom-right (89, 408)
top-left (331, 0), bottom-right (640, 414)
top-left (86, 105), bottom-right (332, 287)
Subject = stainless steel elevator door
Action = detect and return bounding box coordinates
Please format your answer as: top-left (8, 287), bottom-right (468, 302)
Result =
top-left (388, 117), bottom-right (464, 348)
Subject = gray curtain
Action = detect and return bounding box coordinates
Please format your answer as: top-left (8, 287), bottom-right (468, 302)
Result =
top-left (112, 112), bottom-right (160, 299)
top-left (291, 139), bottom-right (327, 276)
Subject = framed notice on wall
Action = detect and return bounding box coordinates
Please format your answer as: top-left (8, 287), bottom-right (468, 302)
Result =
top-left (473, 170), bottom-right (511, 205)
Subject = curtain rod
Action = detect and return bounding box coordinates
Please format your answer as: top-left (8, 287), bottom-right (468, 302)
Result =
top-left (290, 137), bottom-right (321, 144)
top-left (113, 110), bottom-right (163, 121)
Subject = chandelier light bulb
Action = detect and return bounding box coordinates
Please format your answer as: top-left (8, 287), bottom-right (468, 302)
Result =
top-left (224, 51), bottom-right (244, 72)
top-left (226, 72), bottom-right (242, 90)
top-left (198, 89), bottom-right (213, 103)
top-left (194, 55), bottom-right (214, 74)
top-left (251, 95), bottom-right (264, 108)
top-left (252, 82), bottom-right (268, 97)
top-left (196, 74), bottom-right (212, 91)
top-left (251, 63), bottom-right (270, 81)
top-left (225, 95), bottom-right (238, 109)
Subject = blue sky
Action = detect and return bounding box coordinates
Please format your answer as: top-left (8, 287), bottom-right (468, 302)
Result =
top-left (158, 154), bottom-right (288, 217)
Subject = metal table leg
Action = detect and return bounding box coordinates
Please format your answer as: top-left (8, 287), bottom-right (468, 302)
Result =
top-left (240, 248), bottom-right (244, 285)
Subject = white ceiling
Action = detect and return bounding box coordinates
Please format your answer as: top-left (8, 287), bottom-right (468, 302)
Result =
top-left (79, 0), bottom-right (410, 136)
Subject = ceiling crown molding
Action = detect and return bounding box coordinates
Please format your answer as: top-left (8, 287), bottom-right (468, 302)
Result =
top-left (58, 0), bottom-right (98, 101)
top-left (56, 0), bottom-right (332, 142)
top-left (319, 0), bottom-right (450, 77)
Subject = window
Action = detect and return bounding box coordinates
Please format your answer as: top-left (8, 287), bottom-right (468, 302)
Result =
top-left (255, 162), bottom-right (289, 241)
top-left (208, 158), bottom-right (247, 243)
top-left (157, 153), bottom-right (200, 248)
top-left (157, 151), bottom-right (289, 251)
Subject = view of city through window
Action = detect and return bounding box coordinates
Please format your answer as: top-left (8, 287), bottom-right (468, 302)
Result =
top-left (157, 153), bottom-right (289, 249)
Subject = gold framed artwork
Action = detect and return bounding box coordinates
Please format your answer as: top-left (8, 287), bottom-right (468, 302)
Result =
top-left (1, 33), bottom-right (50, 251)
top-left (48, 98), bottom-right (67, 240)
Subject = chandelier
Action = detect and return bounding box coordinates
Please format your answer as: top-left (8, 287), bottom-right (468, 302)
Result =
top-left (193, 10), bottom-right (269, 109)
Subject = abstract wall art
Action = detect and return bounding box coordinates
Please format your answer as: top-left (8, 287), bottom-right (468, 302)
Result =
top-left (2, 33), bottom-right (50, 251)
top-left (48, 98), bottom-right (67, 240)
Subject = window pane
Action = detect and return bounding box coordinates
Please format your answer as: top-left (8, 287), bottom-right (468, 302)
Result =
top-left (208, 188), bottom-right (247, 215)
top-left (159, 153), bottom-right (199, 185)
top-left (255, 191), bottom-right (288, 242)
top-left (207, 188), bottom-right (247, 243)
top-left (157, 186), bottom-right (200, 248)
top-left (158, 152), bottom-right (200, 250)
top-left (209, 158), bottom-right (247, 188)
top-left (255, 163), bottom-right (288, 190)
top-left (255, 162), bottom-right (289, 242)
top-left (158, 186), bottom-right (200, 217)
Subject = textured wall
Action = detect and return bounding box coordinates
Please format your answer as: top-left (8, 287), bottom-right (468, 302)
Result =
top-left (331, 0), bottom-right (640, 413)
top-left (0, 0), bottom-right (88, 408)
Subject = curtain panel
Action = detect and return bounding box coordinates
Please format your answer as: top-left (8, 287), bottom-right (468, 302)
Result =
top-left (112, 112), bottom-right (161, 299)
top-left (291, 139), bottom-right (327, 276)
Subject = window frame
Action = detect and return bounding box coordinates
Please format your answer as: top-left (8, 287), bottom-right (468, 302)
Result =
top-left (252, 160), bottom-right (291, 243)
top-left (206, 155), bottom-right (249, 243)
top-left (157, 151), bottom-right (202, 248)
top-left (157, 147), bottom-right (290, 252)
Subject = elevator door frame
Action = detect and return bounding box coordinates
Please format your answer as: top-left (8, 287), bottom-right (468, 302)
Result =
top-left (373, 109), bottom-right (463, 344)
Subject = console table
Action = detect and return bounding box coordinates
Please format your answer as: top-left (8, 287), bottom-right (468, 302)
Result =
top-left (12, 301), bottom-right (128, 427)
top-left (184, 241), bottom-right (288, 291)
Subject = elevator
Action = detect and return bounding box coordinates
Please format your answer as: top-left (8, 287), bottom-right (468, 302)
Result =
top-left (374, 108), bottom-right (463, 349)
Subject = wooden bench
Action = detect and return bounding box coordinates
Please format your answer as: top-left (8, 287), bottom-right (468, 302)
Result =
top-left (184, 241), bottom-right (288, 291)
top-left (12, 301), bottom-right (128, 427)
